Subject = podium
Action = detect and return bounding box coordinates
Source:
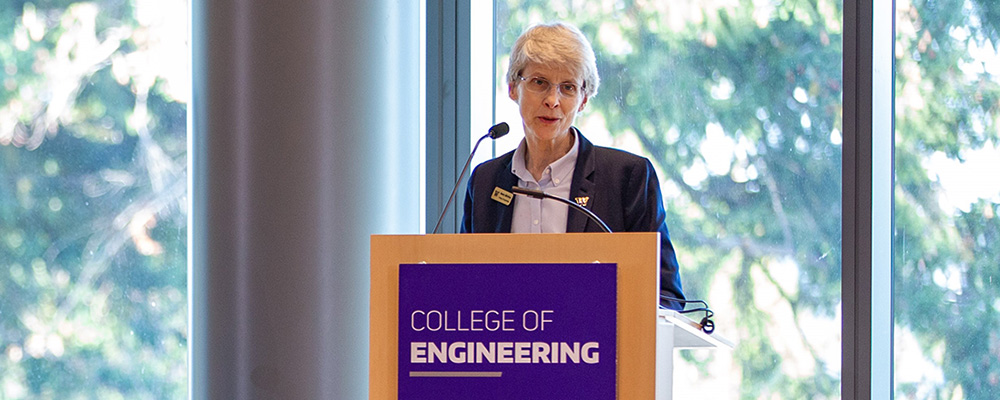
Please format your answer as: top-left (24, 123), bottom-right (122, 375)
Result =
top-left (370, 233), bottom-right (730, 399)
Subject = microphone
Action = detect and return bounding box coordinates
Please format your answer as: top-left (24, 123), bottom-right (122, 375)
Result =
top-left (432, 122), bottom-right (510, 234)
top-left (510, 186), bottom-right (612, 233)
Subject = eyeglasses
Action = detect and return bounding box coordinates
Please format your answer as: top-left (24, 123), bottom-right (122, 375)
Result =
top-left (518, 75), bottom-right (582, 99)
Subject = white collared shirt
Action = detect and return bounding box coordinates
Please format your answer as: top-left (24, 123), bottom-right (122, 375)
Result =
top-left (510, 131), bottom-right (579, 233)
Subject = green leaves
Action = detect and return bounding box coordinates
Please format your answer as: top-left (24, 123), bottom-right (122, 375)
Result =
top-left (1, 1), bottom-right (187, 397)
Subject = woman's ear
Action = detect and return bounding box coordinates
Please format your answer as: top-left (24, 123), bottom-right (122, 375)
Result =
top-left (577, 94), bottom-right (589, 112)
top-left (509, 83), bottom-right (519, 101)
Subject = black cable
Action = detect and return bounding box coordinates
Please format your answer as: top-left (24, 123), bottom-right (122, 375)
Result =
top-left (659, 294), bottom-right (715, 334)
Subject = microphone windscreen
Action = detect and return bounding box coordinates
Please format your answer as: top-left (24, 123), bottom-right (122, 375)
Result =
top-left (489, 122), bottom-right (510, 139)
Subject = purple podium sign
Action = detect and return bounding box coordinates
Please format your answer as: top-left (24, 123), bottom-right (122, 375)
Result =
top-left (398, 263), bottom-right (617, 399)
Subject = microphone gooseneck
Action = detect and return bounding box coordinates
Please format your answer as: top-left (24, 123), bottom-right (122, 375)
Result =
top-left (432, 122), bottom-right (510, 234)
top-left (510, 186), bottom-right (612, 233)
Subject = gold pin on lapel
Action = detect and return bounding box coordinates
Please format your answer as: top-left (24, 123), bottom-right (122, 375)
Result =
top-left (492, 187), bottom-right (513, 206)
top-left (574, 196), bottom-right (590, 207)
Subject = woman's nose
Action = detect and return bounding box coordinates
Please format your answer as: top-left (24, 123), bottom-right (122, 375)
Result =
top-left (542, 87), bottom-right (561, 108)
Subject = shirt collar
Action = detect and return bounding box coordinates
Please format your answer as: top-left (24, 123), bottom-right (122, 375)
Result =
top-left (511, 129), bottom-right (579, 187)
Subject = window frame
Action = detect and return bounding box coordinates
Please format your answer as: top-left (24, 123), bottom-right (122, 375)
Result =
top-left (425, 0), bottom-right (473, 234)
top-left (843, 0), bottom-right (894, 398)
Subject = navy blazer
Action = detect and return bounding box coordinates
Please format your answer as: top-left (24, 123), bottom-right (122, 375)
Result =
top-left (461, 129), bottom-right (685, 310)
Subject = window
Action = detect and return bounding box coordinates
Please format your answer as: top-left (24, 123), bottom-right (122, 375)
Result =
top-left (484, 1), bottom-right (843, 397)
top-left (893, 0), bottom-right (1000, 397)
top-left (1, 0), bottom-right (188, 398)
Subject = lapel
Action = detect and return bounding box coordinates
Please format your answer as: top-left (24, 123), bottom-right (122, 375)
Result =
top-left (567, 128), bottom-right (597, 232)
top-left (493, 155), bottom-right (518, 233)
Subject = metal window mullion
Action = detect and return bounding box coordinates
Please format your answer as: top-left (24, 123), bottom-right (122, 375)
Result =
top-left (425, 0), bottom-right (472, 234)
top-left (843, 0), bottom-right (894, 398)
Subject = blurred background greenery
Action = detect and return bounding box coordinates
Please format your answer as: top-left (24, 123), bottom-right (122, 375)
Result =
top-left (1, 0), bottom-right (188, 398)
top-left (0, 0), bottom-right (997, 398)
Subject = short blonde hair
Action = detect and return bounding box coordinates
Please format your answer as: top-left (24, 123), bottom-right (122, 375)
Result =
top-left (506, 22), bottom-right (600, 98)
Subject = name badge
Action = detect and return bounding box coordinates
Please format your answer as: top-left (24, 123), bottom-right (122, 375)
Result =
top-left (491, 187), bottom-right (513, 206)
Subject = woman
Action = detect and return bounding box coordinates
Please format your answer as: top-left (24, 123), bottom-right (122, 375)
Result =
top-left (461, 22), bottom-right (685, 310)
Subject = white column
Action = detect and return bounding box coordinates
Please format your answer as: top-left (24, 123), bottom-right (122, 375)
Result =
top-left (190, 0), bottom-right (421, 398)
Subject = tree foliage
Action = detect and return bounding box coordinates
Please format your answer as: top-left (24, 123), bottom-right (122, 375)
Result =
top-left (1, 0), bottom-right (188, 398)
top-left (894, 0), bottom-right (1000, 398)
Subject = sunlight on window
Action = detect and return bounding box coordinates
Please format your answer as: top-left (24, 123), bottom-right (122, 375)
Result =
top-left (1, 0), bottom-right (189, 398)
top-left (893, 0), bottom-right (1000, 397)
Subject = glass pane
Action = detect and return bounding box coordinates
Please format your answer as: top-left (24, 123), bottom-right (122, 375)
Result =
top-left (893, 0), bottom-right (1000, 398)
top-left (491, 1), bottom-right (843, 397)
top-left (1, 0), bottom-right (188, 398)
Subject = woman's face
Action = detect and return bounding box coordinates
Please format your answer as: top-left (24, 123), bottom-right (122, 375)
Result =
top-left (509, 63), bottom-right (588, 145)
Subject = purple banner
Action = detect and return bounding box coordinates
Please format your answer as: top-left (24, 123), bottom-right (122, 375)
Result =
top-left (398, 263), bottom-right (617, 399)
